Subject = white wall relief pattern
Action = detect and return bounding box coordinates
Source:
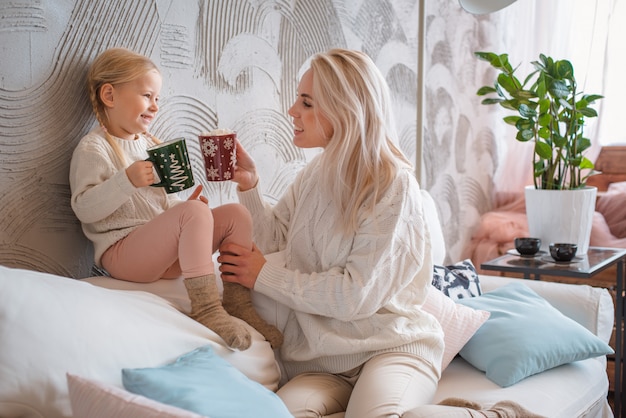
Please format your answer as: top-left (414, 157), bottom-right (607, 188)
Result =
top-left (0, 0), bottom-right (424, 278)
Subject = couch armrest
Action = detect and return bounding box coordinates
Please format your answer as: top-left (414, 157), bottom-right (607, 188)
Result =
top-left (478, 274), bottom-right (614, 343)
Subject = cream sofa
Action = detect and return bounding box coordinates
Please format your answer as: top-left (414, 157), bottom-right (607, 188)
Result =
top-left (413, 190), bottom-right (615, 417)
top-left (0, 190), bottom-right (615, 418)
top-left (416, 274), bottom-right (614, 417)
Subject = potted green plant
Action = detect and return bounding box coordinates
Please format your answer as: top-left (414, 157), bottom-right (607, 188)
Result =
top-left (475, 51), bottom-right (603, 254)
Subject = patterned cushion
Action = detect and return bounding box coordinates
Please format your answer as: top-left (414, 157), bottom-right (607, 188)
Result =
top-left (432, 259), bottom-right (482, 301)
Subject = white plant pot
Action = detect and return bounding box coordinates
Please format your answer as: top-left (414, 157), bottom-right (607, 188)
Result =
top-left (524, 185), bottom-right (597, 255)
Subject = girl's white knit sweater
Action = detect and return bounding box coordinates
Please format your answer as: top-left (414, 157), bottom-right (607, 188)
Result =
top-left (237, 155), bottom-right (444, 378)
top-left (69, 128), bottom-right (180, 266)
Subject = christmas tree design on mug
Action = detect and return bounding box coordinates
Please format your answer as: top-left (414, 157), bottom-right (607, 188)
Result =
top-left (146, 138), bottom-right (195, 193)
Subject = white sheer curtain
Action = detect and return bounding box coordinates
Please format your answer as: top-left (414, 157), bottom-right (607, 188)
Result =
top-left (597, 0), bottom-right (626, 145)
top-left (490, 0), bottom-right (620, 193)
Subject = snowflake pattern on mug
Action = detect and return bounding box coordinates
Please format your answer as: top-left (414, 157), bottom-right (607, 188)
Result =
top-left (202, 140), bottom-right (218, 157)
top-left (200, 135), bottom-right (236, 181)
top-left (206, 166), bottom-right (220, 180)
top-left (223, 137), bottom-right (234, 151)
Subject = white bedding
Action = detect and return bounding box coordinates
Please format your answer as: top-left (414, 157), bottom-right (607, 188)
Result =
top-left (0, 266), bottom-right (280, 418)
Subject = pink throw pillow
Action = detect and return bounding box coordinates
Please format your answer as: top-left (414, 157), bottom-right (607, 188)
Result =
top-left (67, 373), bottom-right (204, 418)
top-left (422, 286), bottom-right (490, 370)
top-left (596, 182), bottom-right (626, 238)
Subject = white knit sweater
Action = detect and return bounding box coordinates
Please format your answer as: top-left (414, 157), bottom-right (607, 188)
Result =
top-left (69, 127), bottom-right (181, 266)
top-left (237, 155), bottom-right (444, 378)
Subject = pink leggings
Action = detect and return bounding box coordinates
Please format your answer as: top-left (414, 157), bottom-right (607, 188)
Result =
top-left (101, 200), bottom-right (252, 282)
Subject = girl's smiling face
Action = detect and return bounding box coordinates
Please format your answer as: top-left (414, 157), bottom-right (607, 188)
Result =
top-left (287, 69), bottom-right (334, 149)
top-left (103, 69), bottom-right (162, 140)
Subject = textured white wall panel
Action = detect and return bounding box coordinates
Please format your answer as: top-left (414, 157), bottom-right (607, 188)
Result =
top-left (0, 0), bottom-right (432, 277)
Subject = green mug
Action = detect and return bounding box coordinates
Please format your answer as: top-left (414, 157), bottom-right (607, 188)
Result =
top-left (145, 138), bottom-right (195, 193)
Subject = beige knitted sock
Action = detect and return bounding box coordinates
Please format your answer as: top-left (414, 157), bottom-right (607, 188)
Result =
top-left (489, 401), bottom-right (546, 418)
top-left (184, 274), bottom-right (251, 350)
top-left (438, 398), bottom-right (546, 418)
top-left (222, 281), bottom-right (284, 349)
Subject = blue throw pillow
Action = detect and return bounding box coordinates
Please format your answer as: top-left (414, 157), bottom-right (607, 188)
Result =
top-left (122, 345), bottom-right (293, 418)
top-left (457, 282), bottom-right (613, 387)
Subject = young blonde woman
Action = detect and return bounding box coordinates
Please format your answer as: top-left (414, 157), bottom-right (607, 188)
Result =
top-left (219, 49), bottom-right (444, 417)
top-left (69, 47), bottom-right (282, 350)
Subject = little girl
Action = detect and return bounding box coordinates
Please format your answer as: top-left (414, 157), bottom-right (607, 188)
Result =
top-left (69, 47), bottom-right (282, 350)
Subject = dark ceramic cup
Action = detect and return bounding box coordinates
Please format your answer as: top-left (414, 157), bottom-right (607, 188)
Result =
top-left (514, 237), bottom-right (541, 256)
top-left (549, 243), bottom-right (578, 262)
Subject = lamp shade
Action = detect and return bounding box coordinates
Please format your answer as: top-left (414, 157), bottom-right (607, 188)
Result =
top-left (459, 0), bottom-right (517, 14)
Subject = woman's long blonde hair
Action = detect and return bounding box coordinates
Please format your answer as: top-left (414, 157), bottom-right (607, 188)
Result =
top-left (86, 47), bottom-right (161, 167)
top-left (311, 49), bottom-right (411, 234)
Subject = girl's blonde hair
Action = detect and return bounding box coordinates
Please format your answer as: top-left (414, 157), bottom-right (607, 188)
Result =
top-left (86, 47), bottom-right (161, 166)
top-left (311, 49), bottom-right (411, 234)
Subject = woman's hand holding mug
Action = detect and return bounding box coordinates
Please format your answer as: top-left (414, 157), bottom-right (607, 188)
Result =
top-left (232, 140), bottom-right (259, 191)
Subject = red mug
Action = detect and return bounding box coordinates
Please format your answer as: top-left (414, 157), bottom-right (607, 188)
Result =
top-left (198, 130), bottom-right (237, 181)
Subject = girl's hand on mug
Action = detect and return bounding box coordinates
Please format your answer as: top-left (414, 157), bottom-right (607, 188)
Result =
top-left (126, 161), bottom-right (155, 188)
top-left (187, 184), bottom-right (208, 204)
top-left (232, 140), bottom-right (259, 191)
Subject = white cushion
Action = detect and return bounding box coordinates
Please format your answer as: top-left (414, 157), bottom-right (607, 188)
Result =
top-left (421, 190), bottom-right (446, 265)
top-left (0, 266), bottom-right (280, 418)
top-left (84, 275), bottom-right (194, 313)
top-left (83, 253), bottom-right (223, 314)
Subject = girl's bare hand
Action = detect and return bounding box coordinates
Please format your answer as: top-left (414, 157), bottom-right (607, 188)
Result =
top-left (126, 161), bottom-right (155, 188)
top-left (187, 184), bottom-right (208, 204)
